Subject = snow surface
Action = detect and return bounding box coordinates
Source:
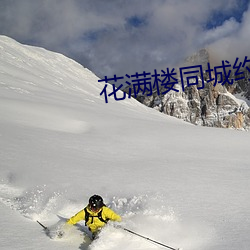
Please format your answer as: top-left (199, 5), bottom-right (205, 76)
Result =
top-left (0, 35), bottom-right (250, 250)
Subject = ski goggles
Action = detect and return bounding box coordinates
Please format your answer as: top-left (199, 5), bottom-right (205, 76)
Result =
top-left (89, 205), bottom-right (101, 212)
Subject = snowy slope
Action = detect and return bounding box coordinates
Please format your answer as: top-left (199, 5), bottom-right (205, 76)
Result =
top-left (0, 36), bottom-right (250, 250)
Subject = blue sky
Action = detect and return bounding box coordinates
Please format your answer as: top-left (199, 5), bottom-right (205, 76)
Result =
top-left (0, 0), bottom-right (249, 79)
top-left (206, 0), bottom-right (249, 28)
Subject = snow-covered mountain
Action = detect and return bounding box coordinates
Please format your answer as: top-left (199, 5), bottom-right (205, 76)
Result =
top-left (125, 49), bottom-right (250, 130)
top-left (0, 36), bottom-right (250, 250)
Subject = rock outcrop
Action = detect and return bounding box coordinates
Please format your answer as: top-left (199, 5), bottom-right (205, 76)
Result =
top-left (124, 49), bottom-right (250, 130)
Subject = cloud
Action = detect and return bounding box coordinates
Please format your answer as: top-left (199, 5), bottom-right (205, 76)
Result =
top-left (207, 3), bottom-right (250, 66)
top-left (0, 0), bottom-right (249, 79)
top-left (200, 18), bottom-right (240, 45)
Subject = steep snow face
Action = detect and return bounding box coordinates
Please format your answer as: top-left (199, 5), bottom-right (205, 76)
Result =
top-left (0, 36), bottom-right (250, 250)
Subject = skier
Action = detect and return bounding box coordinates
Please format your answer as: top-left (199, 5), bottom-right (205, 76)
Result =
top-left (66, 194), bottom-right (122, 239)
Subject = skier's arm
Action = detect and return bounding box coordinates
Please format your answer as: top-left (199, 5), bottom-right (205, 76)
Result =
top-left (104, 207), bottom-right (122, 222)
top-left (67, 209), bottom-right (85, 225)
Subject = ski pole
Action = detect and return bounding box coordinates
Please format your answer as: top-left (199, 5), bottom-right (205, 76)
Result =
top-left (37, 220), bottom-right (48, 231)
top-left (122, 227), bottom-right (180, 250)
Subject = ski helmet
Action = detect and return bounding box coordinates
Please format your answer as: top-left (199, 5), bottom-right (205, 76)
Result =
top-left (89, 195), bottom-right (104, 210)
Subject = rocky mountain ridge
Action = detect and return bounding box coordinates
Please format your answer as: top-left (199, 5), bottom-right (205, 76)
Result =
top-left (124, 49), bottom-right (250, 130)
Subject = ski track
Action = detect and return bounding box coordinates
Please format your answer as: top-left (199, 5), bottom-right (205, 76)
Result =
top-left (0, 180), bottom-right (212, 250)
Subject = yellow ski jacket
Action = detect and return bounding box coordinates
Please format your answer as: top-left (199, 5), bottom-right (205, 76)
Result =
top-left (67, 206), bottom-right (121, 233)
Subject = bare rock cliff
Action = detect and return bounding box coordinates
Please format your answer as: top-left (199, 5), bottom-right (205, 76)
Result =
top-left (125, 49), bottom-right (250, 130)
